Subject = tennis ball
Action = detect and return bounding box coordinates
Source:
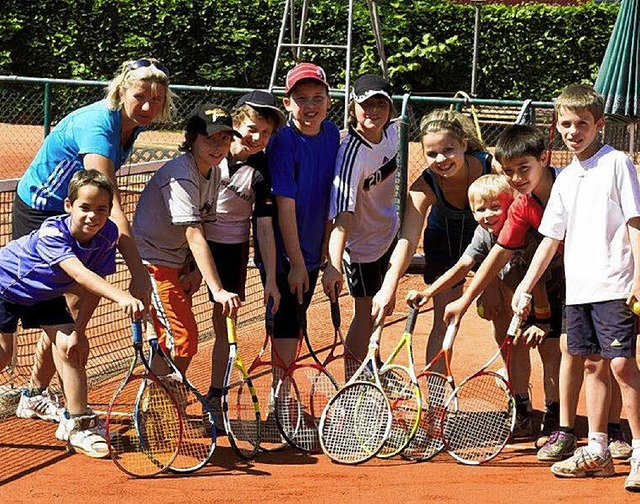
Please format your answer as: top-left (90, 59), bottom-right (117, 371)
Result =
top-left (477, 304), bottom-right (485, 318)
top-left (631, 301), bottom-right (640, 316)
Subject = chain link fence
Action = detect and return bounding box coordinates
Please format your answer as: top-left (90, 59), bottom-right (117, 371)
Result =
top-left (0, 76), bottom-right (637, 418)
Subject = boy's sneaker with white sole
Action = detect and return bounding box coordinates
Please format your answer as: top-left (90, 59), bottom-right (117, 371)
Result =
top-left (55, 411), bottom-right (109, 458)
top-left (15, 388), bottom-right (65, 422)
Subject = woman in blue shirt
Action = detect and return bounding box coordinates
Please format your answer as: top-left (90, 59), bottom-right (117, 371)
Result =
top-left (13, 58), bottom-right (173, 422)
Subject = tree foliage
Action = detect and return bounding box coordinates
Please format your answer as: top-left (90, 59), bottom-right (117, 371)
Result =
top-left (0, 0), bottom-right (619, 100)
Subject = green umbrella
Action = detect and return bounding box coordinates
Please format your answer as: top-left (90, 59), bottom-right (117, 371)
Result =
top-left (594, 0), bottom-right (639, 156)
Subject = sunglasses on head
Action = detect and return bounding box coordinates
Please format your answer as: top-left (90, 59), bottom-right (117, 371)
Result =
top-left (125, 59), bottom-right (170, 78)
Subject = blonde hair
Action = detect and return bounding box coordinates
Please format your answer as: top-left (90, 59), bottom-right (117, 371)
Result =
top-left (419, 109), bottom-right (485, 153)
top-left (468, 174), bottom-right (515, 209)
top-left (105, 58), bottom-right (175, 123)
top-left (554, 83), bottom-right (604, 122)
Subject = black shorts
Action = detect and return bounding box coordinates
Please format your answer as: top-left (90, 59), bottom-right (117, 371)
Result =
top-left (0, 294), bottom-right (73, 333)
top-left (12, 195), bottom-right (61, 239)
top-left (566, 299), bottom-right (637, 359)
top-left (207, 240), bottom-right (249, 301)
top-left (423, 226), bottom-right (476, 285)
top-left (260, 267), bottom-right (319, 339)
top-left (344, 241), bottom-right (395, 298)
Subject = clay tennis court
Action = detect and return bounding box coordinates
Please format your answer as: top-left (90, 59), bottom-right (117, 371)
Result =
top-left (0, 125), bottom-right (636, 502)
top-left (0, 275), bottom-right (634, 502)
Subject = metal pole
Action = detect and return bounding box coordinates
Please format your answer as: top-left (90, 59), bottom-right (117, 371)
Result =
top-left (470, 0), bottom-right (484, 96)
top-left (397, 93), bottom-right (411, 220)
top-left (43, 81), bottom-right (51, 138)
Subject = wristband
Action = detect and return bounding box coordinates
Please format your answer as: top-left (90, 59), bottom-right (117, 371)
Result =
top-left (534, 306), bottom-right (552, 320)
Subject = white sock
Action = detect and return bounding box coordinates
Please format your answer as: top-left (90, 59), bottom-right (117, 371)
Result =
top-left (632, 439), bottom-right (640, 460)
top-left (587, 432), bottom-right (608, 457)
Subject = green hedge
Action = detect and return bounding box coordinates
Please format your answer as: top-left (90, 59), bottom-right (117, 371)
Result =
top-left (0, 0), bottom-right (619, 100)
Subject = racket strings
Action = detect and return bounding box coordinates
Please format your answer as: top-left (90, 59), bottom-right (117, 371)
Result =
top-left (250, 365), bottom-right (287, 450)
top-left (324, 355), bottom-right (360, 388)
top-left (444, 374), bottom-right (515, 464)
top-left (276, 367), bottom-right (338, 452)
top-left (320, 383), bottom-right (391, 464)
top-left (108, 379), bottom-right (181, 477)
top-left (378, 367), bottom-right (421, 457)
top-left (403, 372), bottom-right (451, 461)
top-left (225, 364), bottom-right (260, 457)
top-left (153, 380), bottom-right (214, 472)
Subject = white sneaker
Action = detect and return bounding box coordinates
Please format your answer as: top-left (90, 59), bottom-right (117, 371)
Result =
top-left (15, 388), bottom-right (65, 422)
top-left (56, 412), bottom-right (109, 458)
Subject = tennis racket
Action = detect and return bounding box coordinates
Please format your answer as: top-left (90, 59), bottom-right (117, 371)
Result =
top-left (377, 307), bottom-right (422, 458)
top-left (246, 307), bottom-right (289, 451)
top-left (223, 316), bottom-right (261, 460)
top-left (322, 290), bottom-right (361, 386)
top-left (143, 316), bottom-right (216, 473)
top-left (442, 293), bottom-right (532, 465)
top-left (402, 320), bottom-right (458, 462)
top-left (274, 306), bottom-right (338, 452)
top-left (319, 325), bottom-right (393, 464)
top-left (106, 319), bottom-right (182, 478)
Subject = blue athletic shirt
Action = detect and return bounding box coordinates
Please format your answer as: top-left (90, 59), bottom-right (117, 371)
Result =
top-left (0, 214), bottom-right (118, 305)
top-left (16, 100), bottom-right (144, 212)
top-left (261, 119), bottom-right (340, 273)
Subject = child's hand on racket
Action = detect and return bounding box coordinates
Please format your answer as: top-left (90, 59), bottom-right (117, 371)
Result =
top-left (288, 263), bottom-right (309, 304)
top-left (263, 278), bottom-right (281, 314)
top-left (406, 289), bottom-right (430, 308)
top-left (511, 288), bottom-right (532, 319)
top-left (372, 286), bottom-right (396, 325)
top-left (322, 264), bottom-right (343, 302)
top-left (443, 298), bottom-right (469, 327)
top-left (212, 289), bottom-right (242, 316)
top-left (118, 293), bottom-right (146, 319)
top-left (520, 323), bottom-right (549, 348)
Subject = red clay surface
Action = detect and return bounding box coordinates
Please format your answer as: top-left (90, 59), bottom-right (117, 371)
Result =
top-left (1, 276), bottom-right (636, 503)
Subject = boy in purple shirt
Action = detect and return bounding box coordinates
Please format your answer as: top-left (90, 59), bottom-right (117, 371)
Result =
top-left (0, 170), bottom-right (144, 459)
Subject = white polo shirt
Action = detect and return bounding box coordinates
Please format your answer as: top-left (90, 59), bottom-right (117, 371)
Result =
top-left (539, 144), bottom-right (640, 304)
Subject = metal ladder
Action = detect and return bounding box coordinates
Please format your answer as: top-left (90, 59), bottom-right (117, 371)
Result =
top-left (268, 0), bottom-right (388, 128)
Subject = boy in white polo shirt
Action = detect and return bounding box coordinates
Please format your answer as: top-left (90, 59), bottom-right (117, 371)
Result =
top-left (513, 83), bottom-right (640, 491)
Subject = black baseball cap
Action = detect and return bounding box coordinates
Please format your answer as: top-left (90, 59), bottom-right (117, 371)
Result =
top-left (235, 90), bottom-right (286, 127)
top-left (351, 74), bottom-right (392, 103)
top-left (186, 103), bottom-right (241, 137)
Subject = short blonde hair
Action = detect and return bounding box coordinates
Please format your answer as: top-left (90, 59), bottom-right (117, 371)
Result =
top-left (419, 109), bottom-right (485, 153)
top-left (105, 58), bottom-right (175, 123)
top-left (554, 83), bottom-right (604, 122)
top-left (468, 174), bottom-right (516, 209)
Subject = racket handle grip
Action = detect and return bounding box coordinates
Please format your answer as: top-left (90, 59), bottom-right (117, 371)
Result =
top-left (405, 307), bottom-right (418, 334)
top-left (131, 318), bottom-right (143, 345)
top-left (508, 292), bottom-right (533, 336)
top-left (442, 320), bottom-right (457, 350)
top-left (330, 291), bottom-right (341, 329)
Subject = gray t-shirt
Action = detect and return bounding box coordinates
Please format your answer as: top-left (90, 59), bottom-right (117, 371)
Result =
top-left (133, 153), bottom-right (221, 268)
top-left (464, 225), bottom-right (544, 291)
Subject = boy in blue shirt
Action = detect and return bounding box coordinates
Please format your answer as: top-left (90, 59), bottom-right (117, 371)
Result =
top-left (256, 62), bottom-right (340, 367)
top-left (0, 170), bottom-right (144, 459)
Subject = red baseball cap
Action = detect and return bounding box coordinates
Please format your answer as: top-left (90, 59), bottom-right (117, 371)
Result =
top-left (285, 63), bottom-right (329, 94)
